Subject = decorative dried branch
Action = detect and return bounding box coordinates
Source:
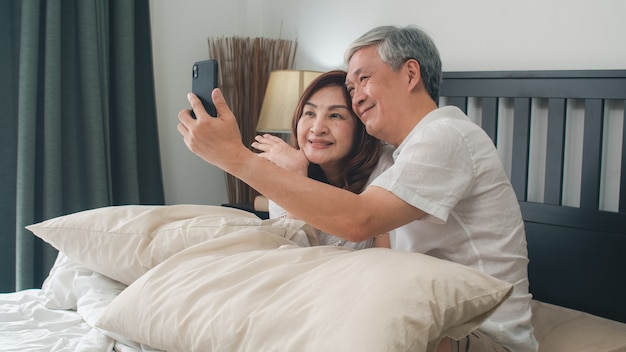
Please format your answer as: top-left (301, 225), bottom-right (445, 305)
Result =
top-left (208, 37), bottom-right (297, 204)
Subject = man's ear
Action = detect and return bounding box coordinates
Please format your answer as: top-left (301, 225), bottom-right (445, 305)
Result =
top-left (405, 59), bottom-right (421, 90)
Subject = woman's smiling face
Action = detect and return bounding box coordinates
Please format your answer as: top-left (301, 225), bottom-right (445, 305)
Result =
top-left (296, 85), bottom-right (357, 171)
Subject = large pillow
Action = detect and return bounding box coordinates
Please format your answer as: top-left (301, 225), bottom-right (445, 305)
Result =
top-left (27, 204), bottom-right (316, 285)
top-left (531, 300), bottom-right (626, 352)
top-left (97, 236), bottom-right (513, 352)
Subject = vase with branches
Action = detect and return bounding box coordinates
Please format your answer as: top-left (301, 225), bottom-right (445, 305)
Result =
top-left (208, 36), bottom-right (297, 204)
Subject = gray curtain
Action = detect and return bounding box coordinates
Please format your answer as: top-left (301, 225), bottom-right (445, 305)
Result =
top-left (0, 0), bottom-right (165, 292)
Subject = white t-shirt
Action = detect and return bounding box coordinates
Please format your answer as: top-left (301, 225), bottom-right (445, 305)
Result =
top-left (269, 143), bottom-right (394, 249)
top-left (371, 106), bottom-right (538, 352)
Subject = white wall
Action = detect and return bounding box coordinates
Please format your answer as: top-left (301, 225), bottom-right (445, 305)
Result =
top-left (150, 0), bottom-right (626, 205)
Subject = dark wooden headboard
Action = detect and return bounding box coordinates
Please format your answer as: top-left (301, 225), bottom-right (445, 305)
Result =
top-left (439, 70), bottom-right (626, 323)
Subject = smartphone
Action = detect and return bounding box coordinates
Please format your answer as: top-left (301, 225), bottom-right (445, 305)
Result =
top-left (191, 59), bottom-right (218, 118)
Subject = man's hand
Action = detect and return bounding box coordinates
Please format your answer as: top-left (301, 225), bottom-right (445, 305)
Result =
top-left (177, 89), bottom-right (249, 170)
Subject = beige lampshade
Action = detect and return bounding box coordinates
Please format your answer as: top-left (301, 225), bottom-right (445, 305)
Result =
top-left (256, 70), bottom-right (322, 133)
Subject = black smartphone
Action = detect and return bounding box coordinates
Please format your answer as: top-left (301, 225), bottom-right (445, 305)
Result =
top-left (191, 59), bottom-right (218, 118)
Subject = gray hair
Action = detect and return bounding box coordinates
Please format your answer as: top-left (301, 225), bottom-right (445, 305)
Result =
top-left (344, 25), bottom-right (442, 102)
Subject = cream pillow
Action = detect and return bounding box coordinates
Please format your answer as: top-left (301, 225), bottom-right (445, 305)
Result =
top-left (98, 237), bottom-right (513, 352)
top-left (532, 300), bottom-right (626, 352)
top-left (27, 204), bottom-right (316, 285)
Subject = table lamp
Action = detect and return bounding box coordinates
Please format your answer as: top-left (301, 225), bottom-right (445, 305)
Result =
top-left (256, 70), bottom-right (322, 133)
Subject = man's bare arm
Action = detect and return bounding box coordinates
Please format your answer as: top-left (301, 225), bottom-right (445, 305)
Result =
top-left (178, 89), bottom-right (423, 241)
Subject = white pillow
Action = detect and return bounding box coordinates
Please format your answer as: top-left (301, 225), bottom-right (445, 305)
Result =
top-left (41, 252), bottom-right (95, 310)
top-left (27, 204), bottom-right (316, 285)
top-left (97, 236), bottom-right (513, 352)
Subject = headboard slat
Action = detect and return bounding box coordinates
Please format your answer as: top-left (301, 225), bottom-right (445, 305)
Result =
top-left (620, 105), bottom-right (626, 213)
top-left (520, 202), bottom-right (626, 232)
top-left (481, 97), bottom-right (498, 144)
top-left (447, 97), bottom-right (467, 113)
top-left (544, 98), bottom-right (566, 205)
top-left (580, 99), bottom-right (604, 210)
top-left (511, 98), bottom-right (531, 201)
top-left (440, 71), bottom-right (626, 99)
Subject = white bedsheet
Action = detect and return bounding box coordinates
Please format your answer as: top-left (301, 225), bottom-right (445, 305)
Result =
top-left (0, 289), bottom-right (112, 352)
top-left (0, 263), bottom-right (161, 352)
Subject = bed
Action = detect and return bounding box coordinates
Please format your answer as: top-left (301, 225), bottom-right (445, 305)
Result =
top-left (1, 70), bottom-right (625, 352)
